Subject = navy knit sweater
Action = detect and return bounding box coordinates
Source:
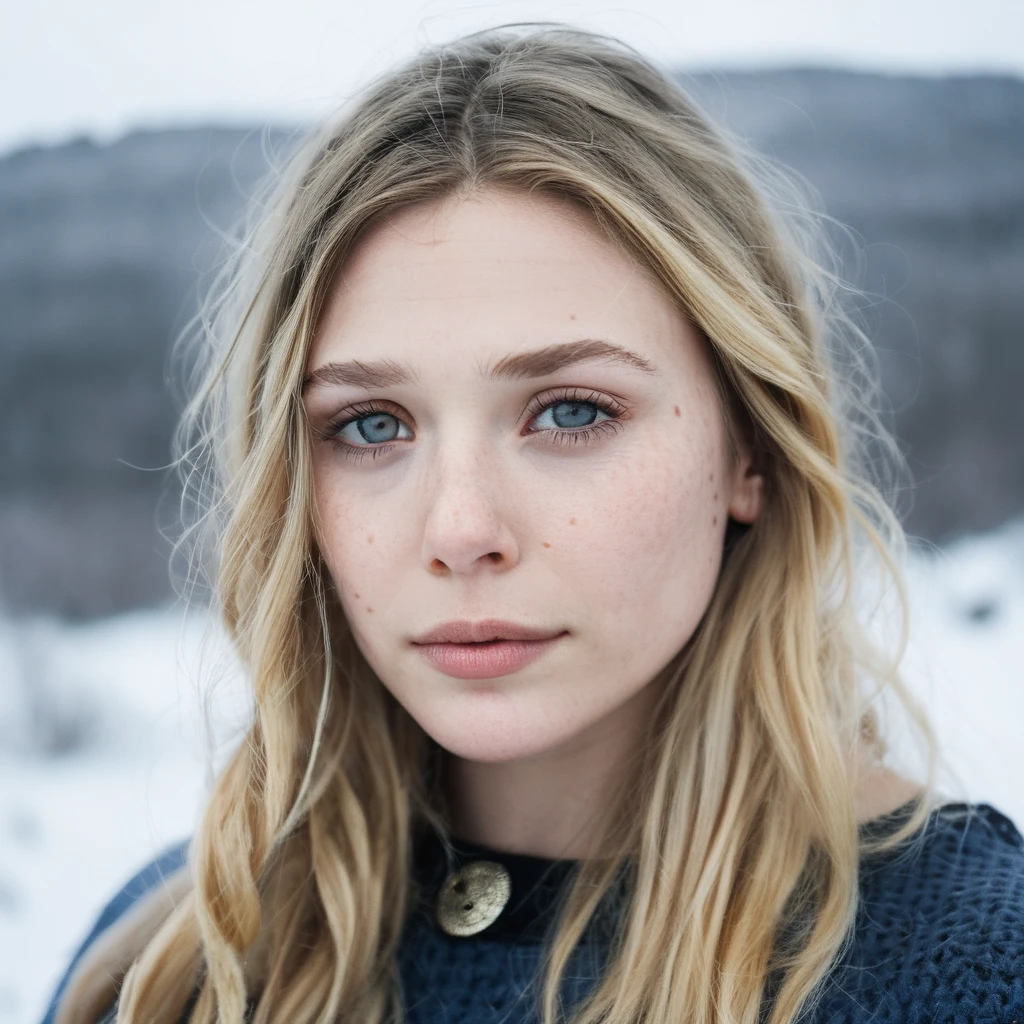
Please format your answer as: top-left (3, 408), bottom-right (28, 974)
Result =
top-left (42, 801), bottom-right (1024, 1024)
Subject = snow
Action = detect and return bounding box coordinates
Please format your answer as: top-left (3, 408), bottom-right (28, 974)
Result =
top-left (0, 613), bottom-right (249, 1023)
top-left (900, 521), bottom-right (1024, 816)
top-left (2, 521), bottom-right (1023, 1024)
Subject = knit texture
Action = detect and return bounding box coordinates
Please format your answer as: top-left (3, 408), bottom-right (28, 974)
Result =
top-left (41, 802), bottom-right (1024, 1024)
top-left (398, 803), bottom-right (1024, 1024)
top-left (807, 803), bottom-right (1024, 1024)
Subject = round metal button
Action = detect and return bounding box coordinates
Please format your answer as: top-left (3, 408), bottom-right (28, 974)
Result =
top-left (435, 860), bottom-right (512, 937)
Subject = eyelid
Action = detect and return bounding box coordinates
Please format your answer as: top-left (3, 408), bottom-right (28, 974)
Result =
top-left (318, 398), bottom-right (412, 440)
top-left (521, 386), bottom-right (628, 425)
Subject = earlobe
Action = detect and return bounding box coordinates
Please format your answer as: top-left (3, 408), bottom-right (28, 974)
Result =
top-left (727, 457), bottom-right (764, 525)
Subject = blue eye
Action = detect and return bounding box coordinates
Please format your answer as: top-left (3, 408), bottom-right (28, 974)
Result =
top-left (530, 399), bottom-right (610, 431)
top-left (335, 411), bottom-right (412, 447)
top-left (355, 413), bottom-right (400, 443)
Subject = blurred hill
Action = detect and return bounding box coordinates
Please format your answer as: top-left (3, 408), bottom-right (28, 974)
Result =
top-left (1, 69), bottom-right (1022, 619)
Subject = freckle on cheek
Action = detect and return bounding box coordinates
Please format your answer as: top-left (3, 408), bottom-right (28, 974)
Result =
top-left (569, 517), bottom-right (577, 526)
top-left (367, 534), bottom-right (374, 544)
top-left (366, 606), bottom-right (374, 613)
top-left (542, 542), bottom-right (551, 548)
top-left (569, 313), bottom-right (577, 321)
top-left (713, 515), bottom-right (718, 526)
top-left (674, 405), bottom-right (681, 417)
top-left (713, 492), bottom-right (719, 501)
top-left (354, 593), bottom-right (360, 600)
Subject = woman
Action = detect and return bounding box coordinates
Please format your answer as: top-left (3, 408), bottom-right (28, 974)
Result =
top-left (43, 24), bottom-right (1024, 1024)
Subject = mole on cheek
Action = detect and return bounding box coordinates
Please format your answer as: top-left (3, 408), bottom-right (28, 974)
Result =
top-left (713, 493), bottom-right (719, 501)
top-left (713, 515), bottom-right (718, 526)
top-left (354, 593), bottom-right (360, 600)
top-left (569, 517), bottom-right (577, 526)
top-left (542, 542), bottom-right (551, 548)
top-left (674, 405), bottom-right (681, 417)
top-left (366, 606), bottom-right (374, 613)
top-left (367, 534), bottom-right (374, 544)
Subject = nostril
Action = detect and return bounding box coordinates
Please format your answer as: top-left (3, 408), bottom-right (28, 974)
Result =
top-left (487, 552), bottom-right (502, 562)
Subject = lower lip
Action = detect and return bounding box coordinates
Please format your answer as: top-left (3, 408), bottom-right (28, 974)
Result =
top-left (413, 634), bottom-right (566, 680)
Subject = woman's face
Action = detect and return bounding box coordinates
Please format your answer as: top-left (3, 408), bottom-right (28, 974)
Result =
top-left (304, 188), bottom-right (762, 766)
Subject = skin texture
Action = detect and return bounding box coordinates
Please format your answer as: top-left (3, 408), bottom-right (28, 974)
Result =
top-left (304, 186), bottom-right (872, 856)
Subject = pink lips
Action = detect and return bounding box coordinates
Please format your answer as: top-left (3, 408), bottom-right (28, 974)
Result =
top-left (411, 619), bottom-right (567, 680)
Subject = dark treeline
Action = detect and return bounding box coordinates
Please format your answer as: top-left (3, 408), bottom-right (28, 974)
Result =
top-left (1, 68), bottom-right (1022, 619)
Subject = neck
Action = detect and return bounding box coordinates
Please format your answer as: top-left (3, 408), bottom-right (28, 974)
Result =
top-left (445, 678), bottom-right (663, 860)
top-left (443, 699), bottom-right (926, 861)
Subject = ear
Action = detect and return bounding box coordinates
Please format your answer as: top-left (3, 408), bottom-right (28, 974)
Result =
top-left (726, 442), bottom-right (764, 525)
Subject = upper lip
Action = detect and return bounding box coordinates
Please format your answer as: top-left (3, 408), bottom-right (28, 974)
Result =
top-left (411, 619), bottom-right (565, 644)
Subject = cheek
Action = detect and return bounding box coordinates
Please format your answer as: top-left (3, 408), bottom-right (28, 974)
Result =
top-left (568, 432), bottom-right (727, 646)
top-left (311, 465), bottom-right (396, 625)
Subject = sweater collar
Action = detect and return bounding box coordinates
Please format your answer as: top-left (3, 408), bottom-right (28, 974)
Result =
top-left (411, 797), bottom-right (927, 943)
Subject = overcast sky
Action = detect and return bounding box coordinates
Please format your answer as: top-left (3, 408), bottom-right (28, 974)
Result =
top-left (2, 0), bottom-right (1021, 155)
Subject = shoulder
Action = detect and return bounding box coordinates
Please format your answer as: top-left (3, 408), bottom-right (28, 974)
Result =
top-left (812, 803), bottom-right (1024, 1024)
top-left (856, 802), bottom-right (1024, 944)
top-left (39, 839), bottom-right (190, 1024)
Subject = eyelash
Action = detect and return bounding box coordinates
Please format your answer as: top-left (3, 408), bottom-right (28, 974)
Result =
top-left (319, 387), bottom-right (626, 464)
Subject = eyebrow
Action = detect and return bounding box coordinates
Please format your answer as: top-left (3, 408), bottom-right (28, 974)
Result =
top-left (301, 338), bottom-right (658, 392)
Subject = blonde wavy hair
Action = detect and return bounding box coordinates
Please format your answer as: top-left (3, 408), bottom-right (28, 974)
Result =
top-left (58, 23), bottom-right (939, 1024)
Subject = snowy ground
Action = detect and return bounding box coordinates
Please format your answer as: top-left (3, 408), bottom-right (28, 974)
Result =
top-left (2, 520), bottom-right (1023, 1024)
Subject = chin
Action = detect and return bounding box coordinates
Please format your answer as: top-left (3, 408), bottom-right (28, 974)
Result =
top-left (417, 692), bottom-right (570, 764)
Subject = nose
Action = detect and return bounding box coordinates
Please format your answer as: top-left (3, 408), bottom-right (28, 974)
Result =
top-left (420, 444), bottom-right (520, 577)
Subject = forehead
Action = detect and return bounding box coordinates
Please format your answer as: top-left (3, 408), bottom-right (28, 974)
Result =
top-left (309, 187), bottom-right (697, 377)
